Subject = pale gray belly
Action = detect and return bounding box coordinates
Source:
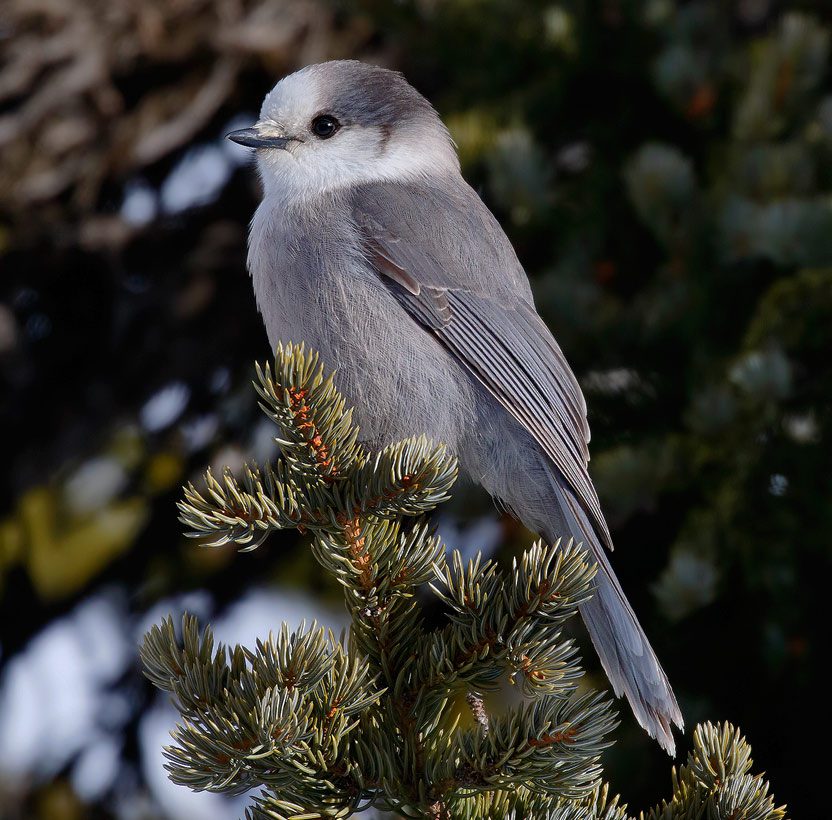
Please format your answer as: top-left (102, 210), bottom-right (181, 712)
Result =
top-left (254, 255), bottom-right (477, 453)
top-left (248, 207), bottom-right (549, 515)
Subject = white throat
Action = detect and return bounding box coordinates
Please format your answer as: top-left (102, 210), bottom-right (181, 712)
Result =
top-left (256, 132), bottom-right (459, 205)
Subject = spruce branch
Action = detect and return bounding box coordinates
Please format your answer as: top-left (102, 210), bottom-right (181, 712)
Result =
top-left (142, 343), bottom-right (788, 819)
top-left (641, 722), bottom-right (786, 820)
top-left (141, 613), bottom-right (380, 800)
top-left (178, 343), bottom-right (457, 553)
top-left (178, 461), bottom-right (311, 550)
top-left (253, 345), bottom-right (364, 485)
top-left (448, 691), bottom-right (616, 798)
top-left (415, 540), bottom-right (595, 696)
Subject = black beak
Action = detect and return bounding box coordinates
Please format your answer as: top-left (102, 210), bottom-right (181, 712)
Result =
top-left (226, 128), bottom-right (291, 149)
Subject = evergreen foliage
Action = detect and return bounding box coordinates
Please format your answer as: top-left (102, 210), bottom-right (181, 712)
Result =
top-left (141, 344), bottom-right (786, 820)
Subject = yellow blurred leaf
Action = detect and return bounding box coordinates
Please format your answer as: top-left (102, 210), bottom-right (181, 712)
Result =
top-left (19, 487), bottom-right (148, 600)
top-left (145, 451), bottom-right (185, 491)
top-left (35, 779), bottom-right (83, 820)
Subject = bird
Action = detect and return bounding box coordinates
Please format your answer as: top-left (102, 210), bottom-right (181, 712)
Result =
top-left (227, 59), bottom-right (683, 754)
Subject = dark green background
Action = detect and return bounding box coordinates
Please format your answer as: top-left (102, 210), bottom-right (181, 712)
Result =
top-left (1, 1), bottom-right (829, 817)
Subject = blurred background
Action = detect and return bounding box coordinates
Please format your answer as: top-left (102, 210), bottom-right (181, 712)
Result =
top-left (1, 0), bottom-right (830, 817)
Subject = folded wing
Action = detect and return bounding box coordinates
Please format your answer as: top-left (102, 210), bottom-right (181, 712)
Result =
top-left (351, 178), bottom-right (610, 549)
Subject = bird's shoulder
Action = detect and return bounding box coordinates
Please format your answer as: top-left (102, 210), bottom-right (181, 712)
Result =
top-left (348, 175), bottom-right (599, 535)
top-left (348, 175), bottom-right (534, 304)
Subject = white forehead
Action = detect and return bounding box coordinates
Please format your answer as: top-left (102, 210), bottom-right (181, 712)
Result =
top-left (259, 66), bottom-right (322, 124)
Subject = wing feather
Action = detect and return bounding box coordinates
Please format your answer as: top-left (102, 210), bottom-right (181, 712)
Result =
top-left (351, 179), bottom-right (609, 548)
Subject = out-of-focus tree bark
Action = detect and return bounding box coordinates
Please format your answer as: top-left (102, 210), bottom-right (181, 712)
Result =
top-left (0, 0), bottom-right (379, 244)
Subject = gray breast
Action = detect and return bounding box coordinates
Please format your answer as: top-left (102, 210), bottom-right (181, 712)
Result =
top-left (247, 193), bottom-right (477, 450)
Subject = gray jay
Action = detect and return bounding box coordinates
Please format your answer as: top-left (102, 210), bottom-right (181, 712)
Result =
top-left (228, 60), bottom-right (683, 754)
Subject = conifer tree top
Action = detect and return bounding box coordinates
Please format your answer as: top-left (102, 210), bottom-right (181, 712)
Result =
top-left (142, 343), bottom-right (786, 820)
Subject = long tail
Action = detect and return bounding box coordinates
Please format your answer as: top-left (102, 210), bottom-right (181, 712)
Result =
top-left (547, 479), bottom-right (683, 755)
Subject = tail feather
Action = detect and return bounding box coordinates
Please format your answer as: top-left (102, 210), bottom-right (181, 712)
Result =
top-left (548, 479), bottom-right (683, 755)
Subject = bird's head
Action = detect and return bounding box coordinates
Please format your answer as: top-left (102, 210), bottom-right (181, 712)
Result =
top-left (227, 60), bottom-right (458, 197)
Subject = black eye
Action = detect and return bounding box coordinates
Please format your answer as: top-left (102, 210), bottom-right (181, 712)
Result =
top-left (311, 114), bottom-right (340, 139)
